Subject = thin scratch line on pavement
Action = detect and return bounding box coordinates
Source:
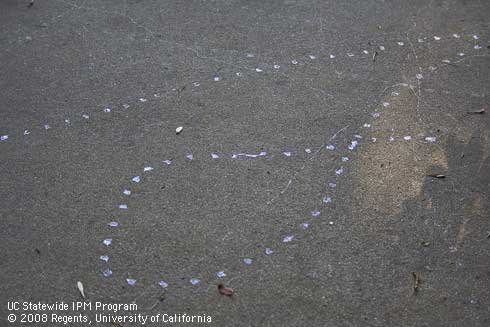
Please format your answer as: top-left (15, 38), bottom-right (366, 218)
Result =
top-left (267, 125), bottom-right (348, 205)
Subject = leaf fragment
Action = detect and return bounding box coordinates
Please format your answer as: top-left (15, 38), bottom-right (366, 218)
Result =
top-left (77, 281), bottom-right (85, 298)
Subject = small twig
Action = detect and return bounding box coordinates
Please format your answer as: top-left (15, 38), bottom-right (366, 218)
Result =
top-left (412, 272), bottom-right (421, 293)
top-left (427, 173), bottom-right (445, 178)
top-left (467, 109), bottom-right (485, 114)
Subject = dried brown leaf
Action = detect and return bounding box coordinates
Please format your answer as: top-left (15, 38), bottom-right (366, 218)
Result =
top-left (218, 284), bottom-right (234, 297)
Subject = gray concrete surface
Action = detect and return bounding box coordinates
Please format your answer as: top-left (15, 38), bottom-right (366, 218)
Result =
top-left (1, 0), bottom-right (489, 326)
